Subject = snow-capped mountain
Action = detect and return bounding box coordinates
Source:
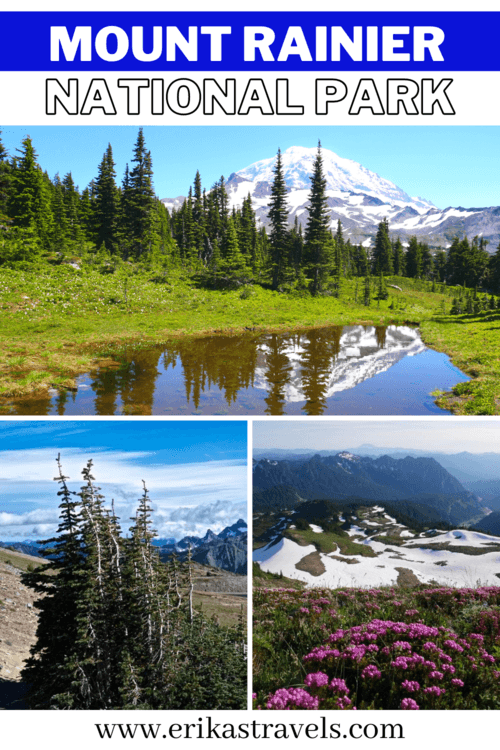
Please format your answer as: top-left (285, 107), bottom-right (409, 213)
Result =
top-left (156, 520), bottom-right (247, 575)
top-left (162, 145), bottom-right (500, 249)
top-left (232, 145), bottom-right (434, 210)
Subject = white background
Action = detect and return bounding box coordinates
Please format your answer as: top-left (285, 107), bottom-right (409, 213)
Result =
top-left (1, 0), bottom-right (499, 743)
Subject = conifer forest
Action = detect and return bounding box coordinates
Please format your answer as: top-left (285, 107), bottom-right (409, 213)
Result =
top-left (20, 456), bottom-right (246, 710)
top-left (1, 130), bottom-right (499, 295)
top-left (0, 129), bottom-right (499, 415)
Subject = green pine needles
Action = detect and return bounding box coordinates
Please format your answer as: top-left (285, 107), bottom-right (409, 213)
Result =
top-left (20, 455), bottom-right (247, 710)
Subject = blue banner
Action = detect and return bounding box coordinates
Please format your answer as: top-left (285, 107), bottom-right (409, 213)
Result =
top-left (0, 12), bottom-right (498, 71)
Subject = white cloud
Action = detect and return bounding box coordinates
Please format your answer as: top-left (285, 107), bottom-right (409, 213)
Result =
top-left (0, 448), bottom-right (247, 542)
top-left (154, 499), bottom-right (247, 539)
top-left (0, 509), bottom-right (60, 527)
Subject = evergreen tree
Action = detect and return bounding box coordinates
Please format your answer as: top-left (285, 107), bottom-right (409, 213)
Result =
top-left (192, 169), bottom-right (207, 264)
top-left (392, 237), bottom-right (405, 276)
top-left (0, 130), bottom-right (12, 225)
top-left (372, 218), bottom-right (393, 275)
top-left (490, 242), bottom-right (500, 294)
top-left (289, 215), bottom-right (304, 274)
top-left (22, 456), bottom-right (246, 710)
top-left (222, 215), bottom-right (248, 280)
top-left (126, 130), bottom-right (159, 258)
top-left (304, 142), bottom-right (331, 294)
top-left (50, 176), bottom-right (69, 253)
top-left (434, 249), bottom-right (447, 282)
top-left (376, 270), bottom-right (389, 301)
top-left (363, 273), bottom-right (371, 306)
top-left (9, 135), bottom-right (53, 249)
top-left (420, 242), bottom-right (433, 279)
top-left (267, 148), bottom-right (290, 290)
top-left (21, 455), bottom-right (84, 708)
top-left (406, 236), bottom-right (422, 278)
top-left (335, 219), bottom-right (346, 276)
top-left (94, 143), bottom-right (119, 253)
top-left (238, 193), bottom-right (257, 265)
top-left (61, 172), bottom-right (84, 248)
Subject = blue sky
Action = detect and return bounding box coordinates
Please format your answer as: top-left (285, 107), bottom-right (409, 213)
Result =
top-left (1, 125), bottom-right (499, 209)
top-left (253, 420), bottom-right (500, 455)
top-left (0, 420), bottom-right (247, 541)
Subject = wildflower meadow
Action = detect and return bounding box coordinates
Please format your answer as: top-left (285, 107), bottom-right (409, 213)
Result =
top-left (253, 584), bottom-right (500, 710)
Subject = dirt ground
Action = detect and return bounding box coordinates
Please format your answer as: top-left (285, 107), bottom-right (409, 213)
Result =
top-left (0, 553), bottom-right (41, 709)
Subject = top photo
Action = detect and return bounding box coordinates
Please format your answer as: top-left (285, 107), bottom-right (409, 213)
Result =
top-left (0, 124), bottom-right (498, 416)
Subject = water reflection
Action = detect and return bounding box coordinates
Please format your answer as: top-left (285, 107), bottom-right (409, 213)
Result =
top-left (9, 325), bottom-right (468, 416)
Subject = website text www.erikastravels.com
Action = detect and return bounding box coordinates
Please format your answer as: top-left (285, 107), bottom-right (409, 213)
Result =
top-left (95, 717), bottom-right (405, 740)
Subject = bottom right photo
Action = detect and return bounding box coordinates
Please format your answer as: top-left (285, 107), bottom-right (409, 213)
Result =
top-left (252, 419), bottom-right (500, 711)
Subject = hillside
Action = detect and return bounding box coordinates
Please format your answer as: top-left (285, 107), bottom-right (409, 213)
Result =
top-left (253, 503), bottom-right (500, 588)
top-left (0, 549), bottom-right (46, 709)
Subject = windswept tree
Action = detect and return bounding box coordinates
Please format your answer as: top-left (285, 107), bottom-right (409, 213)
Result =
top-left (21, 456), bottom-right (246, 711)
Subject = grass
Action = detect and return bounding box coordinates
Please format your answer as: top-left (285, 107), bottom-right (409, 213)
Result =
top-left (421, 313), bottom-right (500, 414)
top-left (253, 562), bottom-right (305, 590)
top-left (0, 548), bottom-right (47, 572)
top-left (193, 591), bottom-right (246, 628)
top-left (0, 264), bottom-right (498, 413)
top-left (285, 528), bottom-right (377, 557)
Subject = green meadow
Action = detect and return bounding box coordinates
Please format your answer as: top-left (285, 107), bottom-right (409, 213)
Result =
top-left (0, 265), bottom-right (498, 414)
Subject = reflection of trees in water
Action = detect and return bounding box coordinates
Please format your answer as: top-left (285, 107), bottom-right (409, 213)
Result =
top-left (299, 328), bottom-right (343, 415)
top-left (263, 334), bottom-right (296, 415)
top-left (9, 394), bottom-right (53, 416)
top-left (166, 336), bottom-right (260, 410)
top-left (54, 388), bottom-right (75, 416)
top-left (90, 348), bottom-right (161, 415)
top-left (374, 326), bottom-right (387, 349)
top-left (33, 323), bottom-right (395, 415)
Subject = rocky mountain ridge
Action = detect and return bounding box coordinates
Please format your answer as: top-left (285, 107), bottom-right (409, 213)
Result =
top-left (253, 452), bottom-right (485, 526)
top-left (156, 519), bottom-right (247, 575)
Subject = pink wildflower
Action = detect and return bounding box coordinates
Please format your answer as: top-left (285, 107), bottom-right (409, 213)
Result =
top-left (401, 698), bottom-right (420, 710)
top-left (330, 678), bottom-right (349, 695)
top-left (423, 686), bottom-right (446, 697)
top-left (361, 665), bottom-right (382, 680)
top-left (401, 680), bottom-right (420, 692)
top-left (304, 672), bottom-right (329, 688)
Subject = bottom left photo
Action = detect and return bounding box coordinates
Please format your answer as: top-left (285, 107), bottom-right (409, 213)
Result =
top-left (0, 419), bottom-right (248, 710)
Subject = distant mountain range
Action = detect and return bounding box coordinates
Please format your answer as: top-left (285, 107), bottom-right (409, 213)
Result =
top-left (253, 452), bottom-right (486, 526)
top-left (0, 519), bottom-right (248, 576)
top-left (254, 447), bottom-right (500, 484)
top-left (156, 519), bottom-right (247, 574)
top-left (162, 145), bottom-right (500, 249)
